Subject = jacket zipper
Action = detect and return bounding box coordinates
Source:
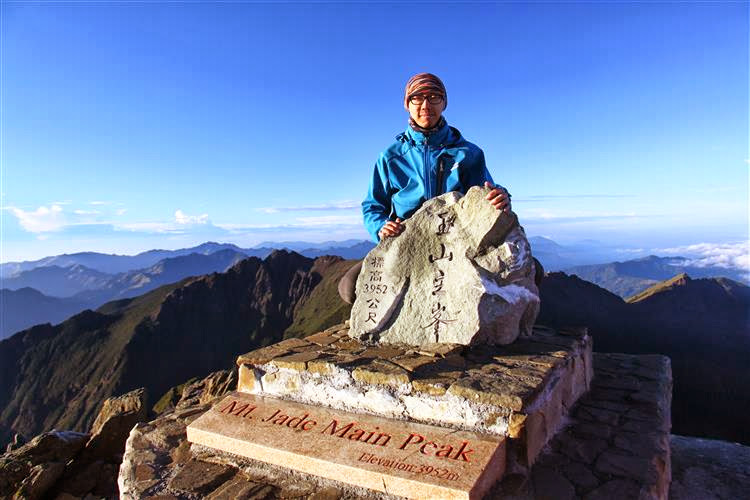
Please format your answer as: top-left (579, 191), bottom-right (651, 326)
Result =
top-left (424, 142), bottom-right (431, 199)
top-left (436, 157), bottom-right (445, 196)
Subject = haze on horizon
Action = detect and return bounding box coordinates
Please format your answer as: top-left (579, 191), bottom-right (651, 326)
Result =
top-left (1, 3), bottom-right (747, 268)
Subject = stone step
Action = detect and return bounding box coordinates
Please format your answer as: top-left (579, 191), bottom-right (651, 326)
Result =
top-left (236, 324), bottom-right (592, 468)
top-left (491, 353), bottom-right (672, 499)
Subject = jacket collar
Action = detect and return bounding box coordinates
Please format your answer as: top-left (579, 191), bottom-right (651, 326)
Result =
top-left (402, 118), bottom-right (454, 147)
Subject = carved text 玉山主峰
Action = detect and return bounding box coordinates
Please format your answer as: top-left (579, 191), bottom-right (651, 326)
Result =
top-left (436, 211), bottom-right (456, 235)
top-left (431, 269), bottom-right (445, 296)
top-left (428, 243), bottom-right (453, 263)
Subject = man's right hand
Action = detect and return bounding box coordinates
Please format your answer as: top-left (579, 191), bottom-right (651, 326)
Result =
top-left (378, 218), bottom-right (404, 239)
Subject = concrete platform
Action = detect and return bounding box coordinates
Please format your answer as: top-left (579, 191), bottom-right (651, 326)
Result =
top-left (236, 324), bottom-right (593, 467)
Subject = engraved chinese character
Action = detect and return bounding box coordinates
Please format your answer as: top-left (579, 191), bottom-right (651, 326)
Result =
top-left (367, 298), bottom-right (380, 309)
top-left (436, 211), bottom-right (456, 235)
top-left (366, 311), bottom-right (377, 324)
top-left (369, 256), bottom-right (384, 268)
top-left (428, 243), bottom-right (453, 263)
top-left (369, 270), bottom-right (383, 282)
top-left (422, 302), bottom-right (456, 338)
top-left (432, 269), bottom-right (445, 295)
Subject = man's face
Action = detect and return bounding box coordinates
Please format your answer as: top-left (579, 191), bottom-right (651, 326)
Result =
top-left (406, 93), bottom-right (445, 129)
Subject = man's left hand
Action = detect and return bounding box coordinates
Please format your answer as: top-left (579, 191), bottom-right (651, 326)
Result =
top-left (484, 181), bottom-right (511, 212)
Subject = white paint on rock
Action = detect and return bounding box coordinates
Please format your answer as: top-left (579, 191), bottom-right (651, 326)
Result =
top-left (248, 363), bottom-right (517, 436)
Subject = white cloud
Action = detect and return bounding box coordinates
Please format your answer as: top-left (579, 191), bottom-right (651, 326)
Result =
top-left (89, 201), bottom-right (110, 206)
top-left (216, 223), bottom-right (280, 231)
top-left (515, 194), bottom-right (634, 202)
top-left (258, 201), bottom-right (359, 214)
top-left (115, 210), bottom-right (219, 235)
top-left (615, 248), bottom-right (646, 254)
top-left (654, 242), bottom-right (749, 271)
top-left (73, 209), bottom-right (100, 215)
top-left (116, 221), bottom-right (175, 233)
top-left (293, 215), bottom-right (362, 226)
top-left (175, 210), bottom-right (209, 225)
top-left (116, 208), bottom-right (127, 216)
top-left (8, 204), bottom-right (67, 232)
top-left (216, 216), bottom-right (363, 233)
top-left (519, 208), bottom-right (643, 223)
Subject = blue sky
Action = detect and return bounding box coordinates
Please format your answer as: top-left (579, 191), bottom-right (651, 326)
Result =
top-left (1, 1), bottom-right (748, 268)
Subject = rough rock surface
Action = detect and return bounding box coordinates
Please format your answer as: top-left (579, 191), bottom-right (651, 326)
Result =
top-left (119, 353), bottom-right (674, 499)
top-left (0, 387), bottom-right (151, 499)
top-left (84, 387), bottom-right (148, 460)
top-left (180, 370), bottom-right (237, 408)
top-left (0, 430), bottom-right (88, 499)
top-left (669, 434), bottom-right (750, 500)
top-left (349, 186), bottom-right (539, 346)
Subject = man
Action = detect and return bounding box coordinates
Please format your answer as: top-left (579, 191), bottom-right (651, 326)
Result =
top-left (338, 73), bottom-right (514, 304)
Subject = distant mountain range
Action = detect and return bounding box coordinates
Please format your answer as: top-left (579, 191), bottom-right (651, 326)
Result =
top-left (527, 236), bottom-right (632, 270)
top-left (564, 255), bottom-right (749, 298)
top-left (0, 241), bottom-right (376, 339)
top-left (0, 250), bottom-right (248, 339)
top-left (0, 242), bottom-right (257, 277)
top-left (0, 240), bottom-right (375, 279)
top-left (71, 249), bottom-right (248, 304)
top-left (0, 288), bottom-right (89, 339)
top-left (2, 264), bottom-right (112, 297)
top-left (1, 250), bottom-right (748, 447)
top-left (253, 239), bottom-right (370, 252)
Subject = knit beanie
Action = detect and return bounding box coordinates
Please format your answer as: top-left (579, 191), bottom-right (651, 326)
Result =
top-left (404, 73), bottom-right (447, 109)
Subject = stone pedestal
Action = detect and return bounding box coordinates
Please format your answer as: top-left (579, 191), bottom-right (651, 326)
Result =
top-left (127, 351), bottom-right (672, 500)
top-left (186, 323), bottom-right (591, 498)
top-left (235, 323), bottom-right (592, 470)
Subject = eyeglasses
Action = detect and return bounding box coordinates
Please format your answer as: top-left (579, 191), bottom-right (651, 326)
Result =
top-left (408, 94), bottom-right (444, 105)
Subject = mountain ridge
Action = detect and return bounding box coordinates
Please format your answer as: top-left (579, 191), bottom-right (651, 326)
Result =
top-left (0, 250), bottom-right (354, 445)
top-left (538, 271), bottom-right (750, 443)
top-left (565, 255), bottom-right (749, 298)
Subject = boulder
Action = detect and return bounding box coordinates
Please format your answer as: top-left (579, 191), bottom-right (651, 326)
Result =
top-left (0, 430), bottom-right (88, 499)
top-left (179, 369), bottom-right (236, 408)
top-left (15, 462), bottom-right (66, 500)
top-left (84, 387), bottom-right (148, 460)
top-left (349, 186), bottom-right (539, 346)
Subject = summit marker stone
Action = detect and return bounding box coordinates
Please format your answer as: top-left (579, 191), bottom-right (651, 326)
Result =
top-left (349, 186), bottom-right (539, 346)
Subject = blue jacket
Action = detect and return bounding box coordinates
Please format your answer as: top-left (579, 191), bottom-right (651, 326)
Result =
top-left (362, 120), bottom-right (497, 242)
